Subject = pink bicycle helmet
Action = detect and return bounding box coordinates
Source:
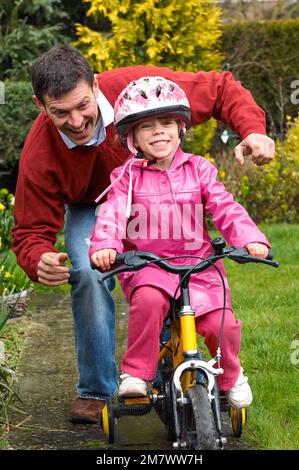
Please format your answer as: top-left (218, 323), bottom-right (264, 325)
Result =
top-left (114, 76), bottom-right (191, 140)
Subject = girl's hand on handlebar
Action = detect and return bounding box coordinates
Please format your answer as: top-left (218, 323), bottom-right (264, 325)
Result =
top-left (246, 243), bottom-right (269, 259)
top-left (91, 249), bottom-right (117, 271)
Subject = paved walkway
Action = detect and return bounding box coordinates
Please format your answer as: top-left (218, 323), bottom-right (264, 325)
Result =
top-left (7, 291), bottom-right (169, 450)
top-left (7, 291), bottom-right (249, 450)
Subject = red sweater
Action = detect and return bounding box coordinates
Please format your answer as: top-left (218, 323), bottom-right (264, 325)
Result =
top-left (12, 65), bottom-right (266, 281)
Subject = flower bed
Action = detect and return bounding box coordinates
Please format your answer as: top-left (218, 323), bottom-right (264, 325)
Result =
top-left (0, 189), bottom-right (32, 436)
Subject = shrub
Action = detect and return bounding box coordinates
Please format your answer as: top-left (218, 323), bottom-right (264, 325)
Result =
top-left (0, 0), bottom-right (70, 81)
top-left (75, 0), bottom-right (223, 165)
top-left (74, 0), bottom-right (222, 72)
top-left (0, 81), bottom-right (39, 169)
top-left (221, 19), bottom-right (299, 137)
top-left (183, 119), bottom-right (217, 159)
top-left (217, 115), bottom-right (299, 224)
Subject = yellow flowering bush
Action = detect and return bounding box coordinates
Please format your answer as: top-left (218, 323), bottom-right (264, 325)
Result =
top-left (74, 0), bottom-right (222, 72)
top-left (74, 0), bottom-right (223, 167)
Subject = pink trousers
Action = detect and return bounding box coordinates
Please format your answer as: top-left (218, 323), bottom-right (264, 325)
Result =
top-left (121, 285), bottom-right (242, 391)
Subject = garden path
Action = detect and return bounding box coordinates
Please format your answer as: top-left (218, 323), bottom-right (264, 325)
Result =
top-left (7, 291), bottom-right (250, 450)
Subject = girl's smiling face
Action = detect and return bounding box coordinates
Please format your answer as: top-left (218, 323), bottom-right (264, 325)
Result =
top-left (133, 117), bottom-right (180, 169)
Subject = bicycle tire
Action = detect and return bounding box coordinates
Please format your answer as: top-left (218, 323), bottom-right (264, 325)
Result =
top-left (101, 399), bottom-right (115, 444)
top-left (181, 384), bottom-right (217, 450)
top-left (230, 406), bottom-right (247, 438)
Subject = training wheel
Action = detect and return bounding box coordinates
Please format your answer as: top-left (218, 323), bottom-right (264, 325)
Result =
top-left (100, 399), bottom-right (115, 444)
top-left (230, 406), bottom-right (247, 438)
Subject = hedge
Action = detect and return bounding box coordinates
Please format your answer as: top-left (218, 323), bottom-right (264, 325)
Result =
top-left (221, 19), bottom-right (299, 137)
top-left (215, 115), bottom-right (299, 224)
top-left (0, 81), bottom-right (39, 169)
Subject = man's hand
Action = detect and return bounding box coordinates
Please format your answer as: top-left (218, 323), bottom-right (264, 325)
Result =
top-left (37, 252), bottom-right (70, 286)
top-left (234, 133), bottom-right (275, 166)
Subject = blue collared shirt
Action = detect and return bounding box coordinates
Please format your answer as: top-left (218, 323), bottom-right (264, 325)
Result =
top-left (58, 89), bottom-right (114, 149)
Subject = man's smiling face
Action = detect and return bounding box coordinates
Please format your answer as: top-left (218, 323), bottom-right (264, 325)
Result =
top-left (34, 78), bottom-right (100, 146)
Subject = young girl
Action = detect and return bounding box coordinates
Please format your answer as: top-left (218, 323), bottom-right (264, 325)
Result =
top-left (90, 76), bottom-right (270, 408)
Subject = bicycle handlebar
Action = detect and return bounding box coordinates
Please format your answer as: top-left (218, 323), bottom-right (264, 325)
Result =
top-left (91, 237), bottom-right (279, 284)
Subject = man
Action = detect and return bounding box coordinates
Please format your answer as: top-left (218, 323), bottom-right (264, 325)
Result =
top-left (11, 45), bottom-right (274, 424)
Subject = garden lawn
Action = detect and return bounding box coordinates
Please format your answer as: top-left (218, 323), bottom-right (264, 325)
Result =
top-left (224, 224), bottom-right (298, 449)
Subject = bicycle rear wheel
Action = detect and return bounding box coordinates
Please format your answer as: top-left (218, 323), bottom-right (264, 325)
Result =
top-left (181, 384), bottom-right (216, 450)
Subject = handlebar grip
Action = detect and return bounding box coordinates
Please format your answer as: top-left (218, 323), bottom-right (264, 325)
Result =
top-left (115, 253), bottom-right (126, 265)
top-left (227, 247), bottom-right (279, 267)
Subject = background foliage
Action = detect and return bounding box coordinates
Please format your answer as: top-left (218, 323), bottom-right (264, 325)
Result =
top-left (0, 0), bottom-right (71, 182)
top-left (220, 0), bottom-right (299, 22)
top-left (74, 0), bottom-right (223, 71)
top-left (0, 1), bottom-right (298, 222)
top-left (216, 114), bottom-right (299, 224)
top-left (0, 188), bottom-right (14, 252)
top-left (0, 82), bottom-right (39, 169)
top-left (0, 0), bottom-right (70, 81)
top-left (75, 0), bottom-right (222, 157)
top-left (221, 19), bottom-right (299, 137)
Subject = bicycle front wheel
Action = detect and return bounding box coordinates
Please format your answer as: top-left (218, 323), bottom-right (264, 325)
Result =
top-left (181, 384), bottom-right (216, 450)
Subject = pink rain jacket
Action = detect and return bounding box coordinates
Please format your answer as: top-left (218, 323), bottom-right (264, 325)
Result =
top-left (90, 148), bottom-right (270, 316)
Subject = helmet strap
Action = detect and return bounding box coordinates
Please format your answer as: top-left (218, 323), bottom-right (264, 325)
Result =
top-left (136, 150), bottom-right (145, 159)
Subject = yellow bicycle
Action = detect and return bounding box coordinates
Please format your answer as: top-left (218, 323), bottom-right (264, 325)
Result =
top-left (96, 238), bottom-right (278, 449)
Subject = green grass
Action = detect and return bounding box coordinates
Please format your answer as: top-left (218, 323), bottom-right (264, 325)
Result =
top-left (2, 319), bottom-right (32, 371)
top-left (0, 435), bottom-right (9, 449)
top-left (223, 224), bottom-right (299, 449)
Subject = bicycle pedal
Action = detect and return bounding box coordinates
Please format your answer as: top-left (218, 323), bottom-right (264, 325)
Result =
top-left (121, 396), bottom-right (151, 406)
top-left (117, 396), bottom-right (153, 417)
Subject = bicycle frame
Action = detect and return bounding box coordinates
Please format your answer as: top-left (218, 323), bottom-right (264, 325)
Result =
top-left (94, 239), bottom-right (278, 449)
top-left (158, 272), bottom-right (225, 447)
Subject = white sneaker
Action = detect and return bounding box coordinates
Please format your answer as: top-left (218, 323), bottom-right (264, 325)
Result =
top-left (118, 373), bottom-right (147, 397)
top-left (225, 368), bottom-right (253, 408)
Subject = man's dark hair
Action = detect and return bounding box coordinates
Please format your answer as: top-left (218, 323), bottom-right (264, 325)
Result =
top-left (32, 45), bottom-right (94, 103)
